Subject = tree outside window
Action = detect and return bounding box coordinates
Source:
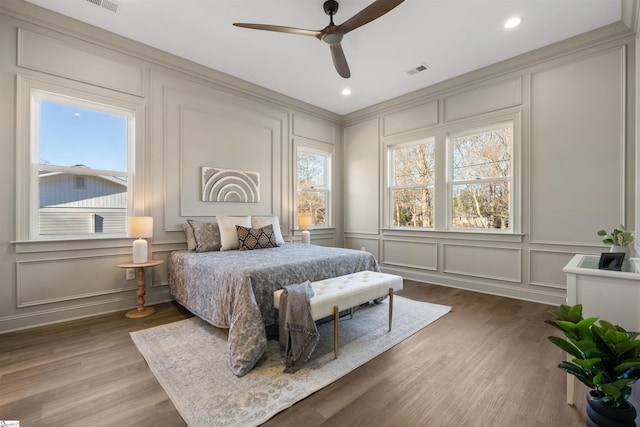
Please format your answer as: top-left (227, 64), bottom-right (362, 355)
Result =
top-left (449, 123), bottom-right (512, 230)
top-left (390, 139), bottom-right (435, 228)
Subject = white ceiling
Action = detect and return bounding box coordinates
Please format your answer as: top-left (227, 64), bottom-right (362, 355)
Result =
top-left (23, 0), bottom-right (622, 115)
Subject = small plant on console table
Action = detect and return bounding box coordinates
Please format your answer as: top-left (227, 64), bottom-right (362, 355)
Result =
top-left (546, 304), bottom-right (640, 426)
top-left (597, 225), bottom-right (634, 246)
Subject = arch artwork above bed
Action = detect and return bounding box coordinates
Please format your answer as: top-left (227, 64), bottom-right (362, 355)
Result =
top-left (201, 166), bottom-right (260, 203)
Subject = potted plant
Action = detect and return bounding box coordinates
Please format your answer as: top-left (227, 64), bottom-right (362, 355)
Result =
top-left (598, 225), bottom-right (635, 258)
top-left (546, 304), bottom-right (640, 426)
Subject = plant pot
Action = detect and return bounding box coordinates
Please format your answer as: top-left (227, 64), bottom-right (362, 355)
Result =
top-left (610, 245), bottom-right (630, 259)
top-left (586, 391), bottom-right (637, 427)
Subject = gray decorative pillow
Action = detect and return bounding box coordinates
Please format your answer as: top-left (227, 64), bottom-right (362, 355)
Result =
top-left (183, 222), bottom-right (197, 251)
top-left (236, 224), bottom-right (279, 250)
top-left (187, 220), bottom-right (222, 252)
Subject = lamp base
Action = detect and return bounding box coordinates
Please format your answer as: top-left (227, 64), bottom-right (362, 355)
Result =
top-left (132, 238), bottom-right (148, 263)
top-left (301, 230), bottom-right (310, 244)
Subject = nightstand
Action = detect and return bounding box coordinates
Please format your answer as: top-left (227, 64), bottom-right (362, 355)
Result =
top-left (117, 259), bottom-right (163, 318)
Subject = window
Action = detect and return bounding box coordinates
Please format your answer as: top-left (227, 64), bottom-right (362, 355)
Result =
top-left (31, 90), bottom-right (134, 238)
top-left (389, 138), bottom-right (435, 227)
top-left (296, 145), bottom-right (331, 228)
top-left (74, 176), bottom-right (86, 189)
top-left (385, 117), bottom-right (516, 233)
top-left (449, 122), bottom-right (513, 230)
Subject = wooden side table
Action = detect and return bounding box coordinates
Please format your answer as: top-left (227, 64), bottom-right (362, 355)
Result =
top-left (117, 259), bottom-right (163, 318)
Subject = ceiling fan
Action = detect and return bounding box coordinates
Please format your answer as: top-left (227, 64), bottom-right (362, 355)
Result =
top-left (233, 0), bottom-right (405, 79)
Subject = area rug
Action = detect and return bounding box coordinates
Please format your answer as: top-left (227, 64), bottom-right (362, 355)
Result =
top-left (130, 296), bottom-right (451, 427)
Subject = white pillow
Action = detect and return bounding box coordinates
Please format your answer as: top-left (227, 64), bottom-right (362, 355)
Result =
top-left (216, 215), bottom-right (252, 251)
top-left (251, 215), bottom-right (285, 245)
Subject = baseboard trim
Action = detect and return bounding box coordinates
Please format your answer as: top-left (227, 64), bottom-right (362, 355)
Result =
top-left (0, 288), bottom-right (173, 333)
top-left (381, 265), bottom-right (566, 306)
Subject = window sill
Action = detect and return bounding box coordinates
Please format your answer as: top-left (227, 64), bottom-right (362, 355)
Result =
top-left (381, 228), bottom-right (524, 243)
top-left (12, 236), bottom-right (133, 254)
top-left (293, 227), bottom-right (335, 235)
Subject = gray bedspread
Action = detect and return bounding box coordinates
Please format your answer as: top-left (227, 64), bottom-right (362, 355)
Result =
top-left (168, 243), bottom-right (380, 376)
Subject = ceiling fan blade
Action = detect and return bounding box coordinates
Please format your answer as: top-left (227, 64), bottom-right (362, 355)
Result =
top-left (337, 0), bottom-right (404, 34)
top-left (330, 43), bottom-right (351, 78)
top-left (233, 23), bottom-right (320, 38)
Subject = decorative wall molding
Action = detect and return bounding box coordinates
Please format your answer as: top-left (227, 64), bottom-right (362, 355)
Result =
top-left (17, 253), bottom-right (137, 307)
top-left (17, 28), bottom-right (145, 97)
top-left (382, 239), bottom-right (437, 271)
top-left (442, 243), bottom-right (521, 283)
top-left (443, 76), bottom-right (522, 122)
top-left (528, 249), bottom-right (580, 290)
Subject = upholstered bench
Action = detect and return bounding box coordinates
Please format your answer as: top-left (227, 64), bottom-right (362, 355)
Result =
top-left (273, 270), bottom-right (404, 359)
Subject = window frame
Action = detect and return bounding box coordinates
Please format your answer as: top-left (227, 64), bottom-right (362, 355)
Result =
top-left (15, 76), bottom-right (143, 245)
top-left (446, 120), bottom-right (515, 232)
top-left (384, 113), bottom-right (520, 235)
top-left (294, 139), bottom-right (333, 229)
top-left (388, 137), bottom-right (436, 229)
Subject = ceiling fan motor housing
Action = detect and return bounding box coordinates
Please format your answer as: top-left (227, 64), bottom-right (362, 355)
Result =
top-left (324, 0), bottom-right (339, 16)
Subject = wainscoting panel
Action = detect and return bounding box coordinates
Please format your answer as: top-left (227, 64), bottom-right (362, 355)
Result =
top-left (382, 100), bottom-right (438, 137)
top-left (292, 113), bottom-right (335, 144)
top-left (382, 239), bottom-right (437, 271)
top-left (529, 46), bottom-right (625, 245)
top-left (443, 76), bottom-right (522, 122)
top-left (443, 244), bottom-right (521, 283)
top-left (529, 250), bottom-right (582, 290)
top-left (17, 28), bottom-right (145, 97)
top-left (344, 118), bottom-right (380, 235)
top-left (17, 254), bottom-right (137, 307)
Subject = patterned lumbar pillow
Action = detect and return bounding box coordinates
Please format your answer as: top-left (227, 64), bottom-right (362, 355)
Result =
top-left (236, 224), bottom-right (279, 250)
top-left (187, 220), bottom-right (222, 252)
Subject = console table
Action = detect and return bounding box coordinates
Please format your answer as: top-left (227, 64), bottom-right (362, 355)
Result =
top-left (563, 254), bottom-right (640, 404)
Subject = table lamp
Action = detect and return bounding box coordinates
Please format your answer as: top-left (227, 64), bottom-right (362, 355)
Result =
top-left (128, 216), bottom-right (153, 263)
top-left (298, 215), bottom-right (313, 244)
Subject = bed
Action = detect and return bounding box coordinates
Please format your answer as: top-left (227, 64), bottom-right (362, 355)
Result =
top-left (168, 243), bottom-right (380, 376)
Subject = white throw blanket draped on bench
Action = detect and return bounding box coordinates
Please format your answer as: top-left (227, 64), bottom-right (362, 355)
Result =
top-left (278, 281), bottom-right (319, 373)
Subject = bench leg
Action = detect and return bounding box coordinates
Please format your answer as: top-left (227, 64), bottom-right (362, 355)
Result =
top-left (389, 287), bottom-right (394, 332)
top-left (333, 305), bottom-right (339, 359)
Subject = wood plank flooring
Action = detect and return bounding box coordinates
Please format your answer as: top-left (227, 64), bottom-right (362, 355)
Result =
top-left (1, 281), bottom-right (637, 426)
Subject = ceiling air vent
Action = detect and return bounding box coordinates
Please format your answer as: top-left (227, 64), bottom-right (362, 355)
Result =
top-left (85, 0), bottom-right (120, 14)
top-left (406, 63), bottom-right (431, 76)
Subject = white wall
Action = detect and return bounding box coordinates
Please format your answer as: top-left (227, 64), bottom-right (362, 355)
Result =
top-left (0, 1), bottom-right (340, 332)
top-left (342, 22), bottom-right (636, 306)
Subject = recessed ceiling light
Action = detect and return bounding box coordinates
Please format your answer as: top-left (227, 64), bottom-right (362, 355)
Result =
top-left (342, 88), bottom-right (351, 96)
top-left (504, 17), bottom-right (522, 29)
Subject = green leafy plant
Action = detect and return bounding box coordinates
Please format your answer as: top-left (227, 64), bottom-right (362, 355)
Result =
top-left (546, 304), bottom-right (640, 407)
top-left (597, 225), bottom-right (634, 246)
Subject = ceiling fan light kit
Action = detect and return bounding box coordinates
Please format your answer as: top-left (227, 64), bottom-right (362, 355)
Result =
top-left (233, 0), bottom-right (405, 79)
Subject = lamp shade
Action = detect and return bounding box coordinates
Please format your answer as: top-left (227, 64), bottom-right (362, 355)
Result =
top-left (298, 215), bottom-right (313, 231)
top-left (128, 216), bottom-right (153, 238)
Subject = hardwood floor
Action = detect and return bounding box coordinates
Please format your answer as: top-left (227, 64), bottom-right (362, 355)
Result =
top-left (1, 281), bottom-right (637, 426)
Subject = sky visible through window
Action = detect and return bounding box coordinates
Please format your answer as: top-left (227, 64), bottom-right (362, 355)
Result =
top-left (39, 100), bottom-right (128, 171)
